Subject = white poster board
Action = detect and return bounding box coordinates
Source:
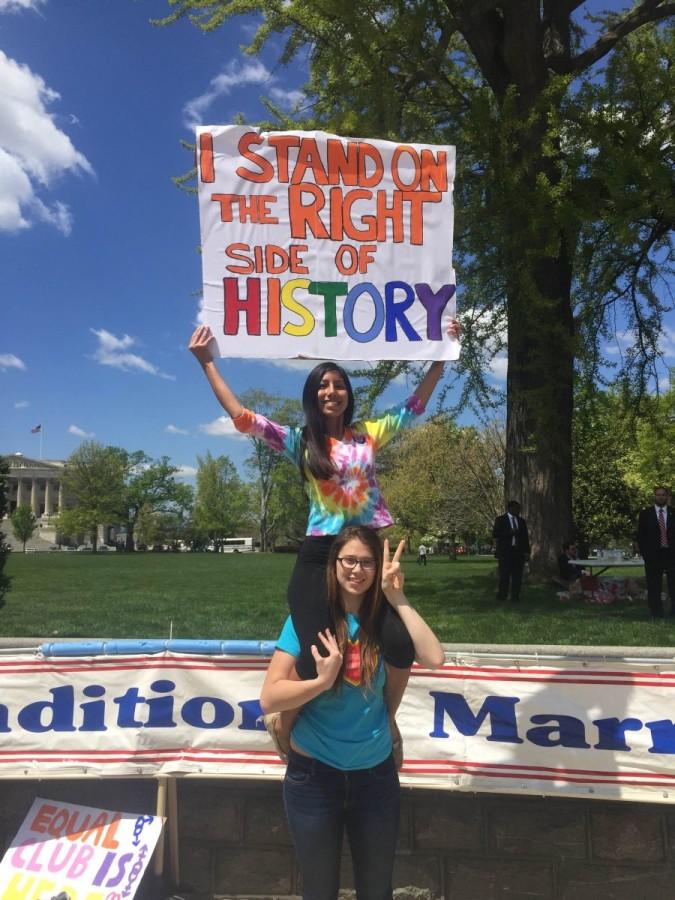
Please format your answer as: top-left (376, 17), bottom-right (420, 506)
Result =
top-left (197, 126), bottom-right (458, 361)
top-left (0, 797), bottom-right (164, 900)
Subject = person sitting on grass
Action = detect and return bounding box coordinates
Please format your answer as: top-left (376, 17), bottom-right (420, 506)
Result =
top-left (558, 541), bottom-right (584, 587)
top-left (260, 526), bottom-right (444, 900)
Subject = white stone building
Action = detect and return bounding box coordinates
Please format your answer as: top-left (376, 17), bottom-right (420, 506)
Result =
top-left (2, 453), bottom-right (67, 548)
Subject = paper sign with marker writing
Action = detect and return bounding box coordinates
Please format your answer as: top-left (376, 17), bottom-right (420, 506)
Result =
top-left (197, 126), bottom-right (458, 361)
top-left (0, 797), bottom-right (164, 900)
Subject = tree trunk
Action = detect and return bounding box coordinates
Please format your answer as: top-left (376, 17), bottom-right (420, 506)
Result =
top-left (505, 251), bottom-right (575, 572)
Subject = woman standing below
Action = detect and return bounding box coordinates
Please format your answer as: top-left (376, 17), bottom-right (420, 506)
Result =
top-left (189, 321), bottom-right (458, 756)
top-left (260, 526), bottom-right (444, 900)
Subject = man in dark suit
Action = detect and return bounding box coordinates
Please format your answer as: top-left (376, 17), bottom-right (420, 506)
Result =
top-left (635, 486), bottom-right (675, 618)
top-left (492, 501), bottom-right (531, 602)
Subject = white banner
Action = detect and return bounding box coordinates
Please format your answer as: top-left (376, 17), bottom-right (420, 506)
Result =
top-left (197, 126), bottom-right (458, 361)
top-left (2, 651), bottom-right (675, 803)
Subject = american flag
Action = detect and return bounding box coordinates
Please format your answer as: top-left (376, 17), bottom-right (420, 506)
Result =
top-left (30, 424), bottom-right (42, 433)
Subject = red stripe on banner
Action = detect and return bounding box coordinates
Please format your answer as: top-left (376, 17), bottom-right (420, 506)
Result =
top-left (412, 664), bottom-right (675, 679)
top-left (0, 746), bottom-right (277, 758)
top-left (1, 662), bottom-right (669, 687)
top-left (0, 662), bottom-right (269, 675)
top-left (0, 655), bottom-right (269, 669)
top-left (399, 765), bottom-right (675, 789)
top-left (410, 671), bottom-right (675, 688)
top-left (402, 758), bottom-right (675, 781)
top-left (0, 752), bottom-right (285, 766)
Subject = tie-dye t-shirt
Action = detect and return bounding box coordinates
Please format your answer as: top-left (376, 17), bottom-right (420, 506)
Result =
top-left (232, 395), bottom-right (424, 535)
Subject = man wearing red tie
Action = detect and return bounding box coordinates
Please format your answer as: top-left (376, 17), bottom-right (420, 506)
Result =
top-left (635, 486), bottom-right (675, 619)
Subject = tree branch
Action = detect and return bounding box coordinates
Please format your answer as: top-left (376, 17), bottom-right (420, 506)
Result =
top-left (563, 1), bottom-right (675, 75)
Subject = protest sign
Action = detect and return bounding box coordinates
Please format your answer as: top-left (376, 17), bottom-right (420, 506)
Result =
top-left (197, 126), bottom-right (458, 361)
top-left (0, 797), bottom-right (164, 900)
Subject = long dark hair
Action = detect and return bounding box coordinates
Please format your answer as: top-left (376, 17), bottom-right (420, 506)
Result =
top-left (326, 525), bottom-right (384, 691)
top-left (300, 362), bottom-right (354, 481)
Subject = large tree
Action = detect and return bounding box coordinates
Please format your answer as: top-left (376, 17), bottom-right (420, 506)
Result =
top-left (159, 2), bottom-right (674, 570)
top-left (380, 417), bottom-right (503, 548)
top-left (621, 389), bottom-right (675, 498)
top-left (572, 387), bottom-right (639, 552)
top-left (9, 506), bottom-right (37, 553)
top-left (58, 442), bottom-right (190, 550)
top-left (118, 452), bottom-right (193, 551)
top-left (58, 441), bottom-right (127, 550)
top-left (193, 451), bottom-right (249, 549)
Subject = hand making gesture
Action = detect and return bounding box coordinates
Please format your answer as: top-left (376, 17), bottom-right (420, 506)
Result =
top-left (311, 628), bottom-right (343, 689)
top-left (381, 537), bottom-right (444, 668)
top-left (382, 538), bottom-right (406, 599)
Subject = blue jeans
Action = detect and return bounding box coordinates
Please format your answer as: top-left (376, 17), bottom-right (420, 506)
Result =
top-left (283, 749), bottom-right (400, 900)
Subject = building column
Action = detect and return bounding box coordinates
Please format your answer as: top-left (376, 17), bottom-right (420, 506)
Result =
top-left (30, 479), bottom-right (39, 515)
top-left (58, 482), bottom-right (63, 512)
top-left (45, 479), bottom-right (54, 516)
top-left (16, 479), bottom-right (24, 507)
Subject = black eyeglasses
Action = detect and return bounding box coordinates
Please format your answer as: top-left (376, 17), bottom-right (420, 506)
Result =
top-left (337, 556), bottom-right (377, 572)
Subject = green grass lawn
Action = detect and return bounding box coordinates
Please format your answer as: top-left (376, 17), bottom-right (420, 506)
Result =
top-left (1, 551), bottom-right (669, 647)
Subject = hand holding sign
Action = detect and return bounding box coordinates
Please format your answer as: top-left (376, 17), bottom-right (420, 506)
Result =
top-left (188, 324), bottom-right (218, 366)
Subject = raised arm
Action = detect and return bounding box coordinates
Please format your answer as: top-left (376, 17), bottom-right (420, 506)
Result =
top-left (412, 318), bottom-right (460, 409)
top-left (381, 540), bottom-right (445, 669)
top-left (188, 325), bottom-right (244, 419)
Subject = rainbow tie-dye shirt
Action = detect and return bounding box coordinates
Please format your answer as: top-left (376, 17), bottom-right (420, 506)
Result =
top-left (232, 395), bottom-right (424, 535)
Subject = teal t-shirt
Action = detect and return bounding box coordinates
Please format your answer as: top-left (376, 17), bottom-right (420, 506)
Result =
top-left (276, 613), bottom-right (392, 770)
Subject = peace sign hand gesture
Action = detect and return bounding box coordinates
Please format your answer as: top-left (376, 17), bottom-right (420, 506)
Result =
top-left (382, 539), bottom-right (406, 602)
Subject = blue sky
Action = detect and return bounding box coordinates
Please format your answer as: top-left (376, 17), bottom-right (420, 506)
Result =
top-left (1, 1), bottom-right (673, 480)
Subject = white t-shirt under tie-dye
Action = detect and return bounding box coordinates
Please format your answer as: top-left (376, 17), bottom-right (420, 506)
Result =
top-left (232, 396), bottom-right (424, 535)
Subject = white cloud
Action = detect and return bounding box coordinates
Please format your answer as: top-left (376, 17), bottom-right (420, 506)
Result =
top-left (0, 0), bottom-right (45, 10)
top-left (269, 86), bottom-right (305, 110)
top-left (0, 353), bottom-right (26, 371)
top-left (183, 60), bottom-right (271, 127)
top-left (90, 329), bottom-right (175, 380)
top-left (606, 326), bottom-right (675, 364)
top-left (183, 58), bottom-right (305, 127)
top-left (175, 464), bottom-right (198, 478)
top-left (262, 358), bottom-right (317, 373)
top-left (14, 400), bottom-right (29, 407)
top-left (488, 354), bottom-right (508, 381)
top-left (658, 326), bottom-right (675, 360)
top-left (166, 424), bottom-right (189, 435)
top-left (0, 50), bottom-right (93, 235)
top-left (199, 416), bottom-right (247, 438)
top-left (68, 424), bottom-right (94, 438)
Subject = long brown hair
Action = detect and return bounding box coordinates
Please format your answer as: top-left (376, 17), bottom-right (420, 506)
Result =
top-left (300, 362), bottom-right (355, 481)
top-left (326, 525), bottom-right (384, 692)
